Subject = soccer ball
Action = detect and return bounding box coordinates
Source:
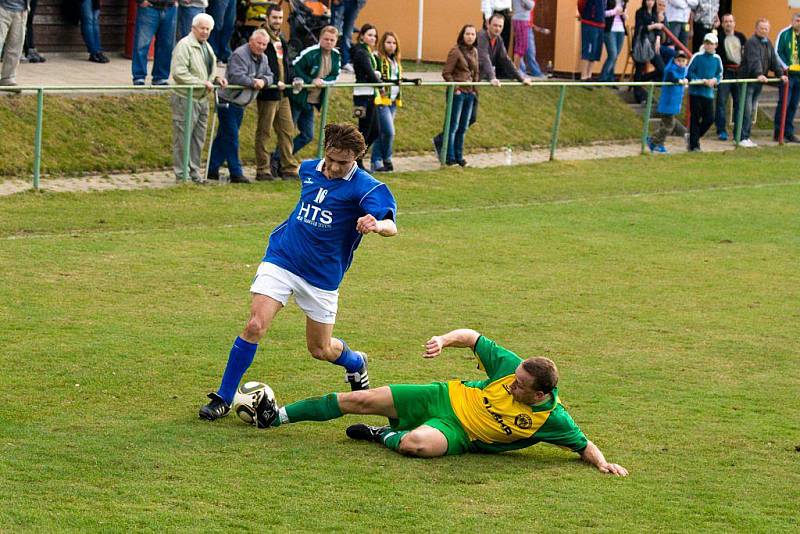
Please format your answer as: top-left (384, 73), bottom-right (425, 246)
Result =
top-left (233, 381), bottom-right (276, 425)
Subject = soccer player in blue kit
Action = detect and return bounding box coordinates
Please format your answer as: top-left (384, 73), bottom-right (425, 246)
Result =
top-left (200, 123), bottom-right (398, 421)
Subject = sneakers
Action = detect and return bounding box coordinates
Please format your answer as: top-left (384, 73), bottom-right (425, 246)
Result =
top-left (345, 351), bottom-right (369, 391)
top-left (256, 172), bottom-right (277, 181)
top-left (652, 144), bottom-right (668, 154)
top-left (341, 63), bottom-right (354, 73)
top-left (346, 423), bottom-right (388, 443)
top-left (718, 131), bottom-right (728, 141)
top-left (89, 52), bottom-right (110, 64)
top-left (229, 174), bottom-right (253, 184)
top-left (199, 392), bottom-right (230, 421)
top-left (739, 138), bottom-right (757, 148)
top-left (646, 136), bottom-right (656, 152)
top-left (254, 391), bottom-right (279, 429)
top-left (25, 49), bottom-right (45, 63)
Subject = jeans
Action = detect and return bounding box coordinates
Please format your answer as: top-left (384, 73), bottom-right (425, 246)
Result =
top-left (689, 94), bottom-right (714, 149)
top-left (22, 0), bottom-right (34, 52)
top-left (177, 5), bottom-right (204, 40)
top-left (774, 76), bottom-right (800, 138)
top-left (292, 104), bottom-right (316, 153)
top-left (447, 91), bottom-right (475, 162)
top-left (667, 20), bottom-right (689, 48)
top-left (79, 0), bottom-right (101, 55)
top-left (207, 0), bottom-right (237, 62)
top-left (715, 76), bottom-right (741, 136)
top-left (521, 27), bottom-right (543, 77)
top-left (741, 83), bottom-right (763, 140)
top-left (131, 5), bottom-right (176, 83)
top-left (333, 0), bottom-right (363, 66)
top-left (599, 31), bottom-right (624, 82)
top-left (371, 104), bottom-right (396, 167)
top-left (209, 102), bottom-right (245, 176)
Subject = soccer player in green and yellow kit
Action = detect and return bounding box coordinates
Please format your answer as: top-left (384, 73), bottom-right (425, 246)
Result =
top-left (253, 328), bottom-right (628, 475)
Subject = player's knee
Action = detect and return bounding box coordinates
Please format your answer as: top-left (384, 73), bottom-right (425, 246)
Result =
top-left (398, 434), bottom-right (431, 457)
top-left (243, 317), bottom-right (266, 341)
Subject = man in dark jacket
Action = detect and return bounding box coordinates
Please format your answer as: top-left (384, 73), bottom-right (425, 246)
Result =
top-left (714, 13), bottom-right (747, 141)
top-left (477, 13), bottom-right (532, 85)
top-left (738, 18), bottom-right (787, 147)
top-left (208, 29), bottom-right (273, 183)
top-left (255, 3), bottom-right (299, 180)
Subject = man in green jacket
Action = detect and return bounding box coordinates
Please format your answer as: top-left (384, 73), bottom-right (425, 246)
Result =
top-left (170, 13), bottom-right (227, 183)
top-left (774, 13), bottom-right (800, 143)
top-left (289, 26), bottom-right (341, 154)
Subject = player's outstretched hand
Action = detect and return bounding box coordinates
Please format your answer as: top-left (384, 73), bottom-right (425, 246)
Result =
top-left (356, 214), bottom-right (378, 234)
top-left (423, 336), bottom-right (444, 358)
top-left (599, 462), bottom-right (629, 476)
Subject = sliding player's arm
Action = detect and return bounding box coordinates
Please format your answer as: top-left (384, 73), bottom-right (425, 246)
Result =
top-left (579, 440), bottom-right (629, 476)
top-left (423, 329), bottom-right (481, 358)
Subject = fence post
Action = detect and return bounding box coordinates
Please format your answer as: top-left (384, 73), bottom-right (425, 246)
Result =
top-left (182, 86), bottom-right (194, 182)
top-left (778, 77), bottom-right (789, 145)
top-left (440, 85), bottom-right (455, 165)
top-left (33, 88), bottom-right (44, 191)
top-left (641, 83), bottom-right (655, 154)
top-left (549, 84), bottom-right (567, 161)
top-left (734, 81), bottom-right (747, 146)
top-left (316, 86), bottom-right (331, 158)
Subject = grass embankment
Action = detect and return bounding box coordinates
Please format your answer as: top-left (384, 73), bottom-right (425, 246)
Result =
top-left (1, 148), bottom-right (799, 530)
top-left (0, 84), bottom-right (641, 178)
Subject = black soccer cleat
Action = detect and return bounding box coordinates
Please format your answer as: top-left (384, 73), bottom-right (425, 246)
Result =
top-left (199, 392), bottom-right (230, 421)
top-left (346, 423), bottom-right (389, 444)
top-left (344, 351), bottom-right (369, 391)
top-left (254, 391), bottom-right (279, 429)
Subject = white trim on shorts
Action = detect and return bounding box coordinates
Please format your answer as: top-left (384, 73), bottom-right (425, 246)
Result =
top-left (249, 262), bottom-right (339, 324)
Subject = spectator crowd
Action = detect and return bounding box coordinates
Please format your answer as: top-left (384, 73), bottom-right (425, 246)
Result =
top-left (0, 0), bottom-right (798, 180)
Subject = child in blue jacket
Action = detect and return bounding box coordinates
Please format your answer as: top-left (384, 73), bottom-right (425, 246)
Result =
top-left (648, 50), bottom-right (689, 154)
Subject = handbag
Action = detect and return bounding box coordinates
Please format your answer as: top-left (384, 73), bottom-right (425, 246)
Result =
top-left (632, 33), bottom-right (656, 63)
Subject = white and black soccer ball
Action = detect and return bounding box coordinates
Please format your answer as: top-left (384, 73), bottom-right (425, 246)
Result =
top-left (233, 381), bottom-right (276, 426)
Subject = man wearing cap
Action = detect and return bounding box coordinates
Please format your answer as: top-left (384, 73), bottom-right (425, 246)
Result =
top-left (686, 32), bottom-right (722, 151)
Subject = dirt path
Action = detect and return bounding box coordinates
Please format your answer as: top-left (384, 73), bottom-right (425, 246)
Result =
top-left (0, 134), bottom-right (791, 196)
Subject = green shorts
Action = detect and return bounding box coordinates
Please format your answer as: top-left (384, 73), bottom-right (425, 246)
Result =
top-left (387, 382), bottom-right (471, 455)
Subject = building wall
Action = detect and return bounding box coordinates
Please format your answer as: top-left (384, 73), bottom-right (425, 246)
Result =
top-left (32, 0), bottom-right (128, 53)
top-left (733, 3), bottom-right (797, 39)
top-left (31, 0), bottom-right (798, 68)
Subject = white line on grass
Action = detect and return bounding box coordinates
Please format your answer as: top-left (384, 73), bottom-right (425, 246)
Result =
top-left (3, 180), bottom-right (799, 241)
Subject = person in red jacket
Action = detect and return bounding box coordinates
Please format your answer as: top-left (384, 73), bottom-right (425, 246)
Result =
top-left (579, 0), bottom-right (608, 83)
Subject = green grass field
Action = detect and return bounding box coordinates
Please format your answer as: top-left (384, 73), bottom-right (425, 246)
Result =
top-left (1, 149), bottom-right (799, 531)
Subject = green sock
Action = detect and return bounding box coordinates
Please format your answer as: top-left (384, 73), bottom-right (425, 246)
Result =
top-left (283, 393), bottom-right (342, 424)
top-left (380, 428), bottom-right (408, 451)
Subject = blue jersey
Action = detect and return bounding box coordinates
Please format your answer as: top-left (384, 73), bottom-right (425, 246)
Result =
top-left (263, 159), bottom-right (397, 291)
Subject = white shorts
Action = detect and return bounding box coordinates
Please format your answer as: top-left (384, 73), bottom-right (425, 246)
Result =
top-left (249, 262), bottom-right (339, 324)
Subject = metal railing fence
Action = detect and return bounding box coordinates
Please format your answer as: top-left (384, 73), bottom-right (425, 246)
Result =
top-left (0, 77), bottom-right (790, 191)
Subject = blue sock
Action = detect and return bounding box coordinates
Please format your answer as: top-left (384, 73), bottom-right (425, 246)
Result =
top-left (332, 338), bottom-right (364, 373)
top-left (217, 337), bottom-right (258, 405)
